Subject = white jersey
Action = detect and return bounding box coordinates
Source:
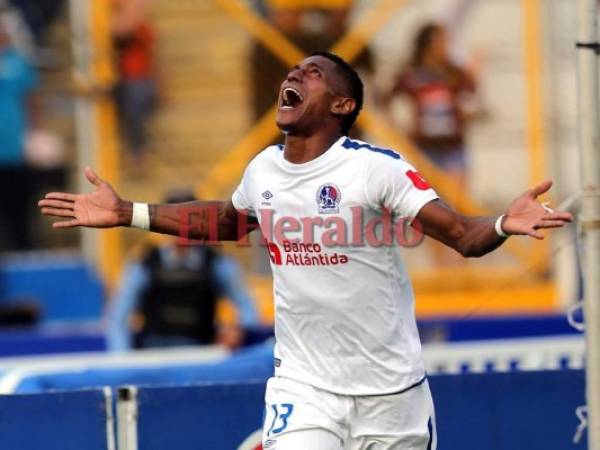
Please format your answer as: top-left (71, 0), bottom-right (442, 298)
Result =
top-left (232, 136), bottom-right (439, 395)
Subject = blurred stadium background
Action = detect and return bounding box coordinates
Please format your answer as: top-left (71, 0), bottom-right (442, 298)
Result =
top-left (0, 0), bottom-right (593, 449)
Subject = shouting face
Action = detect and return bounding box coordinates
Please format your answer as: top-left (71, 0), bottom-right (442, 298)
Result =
top-left (276, 55), bottom-right (356, 136)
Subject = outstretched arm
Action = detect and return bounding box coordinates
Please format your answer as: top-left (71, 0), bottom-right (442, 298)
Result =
top-left (416, 180), bottom-right (573, 257)
top-left (146, 200), bottom-right (255, 241)
top-left (38, 168), bottom-right (257, 241)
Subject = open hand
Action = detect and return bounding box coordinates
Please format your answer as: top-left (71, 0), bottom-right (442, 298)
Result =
top-left (502, 180), bottom-right (573, 239)
top-left (39, 167), bottom-right (129, 228)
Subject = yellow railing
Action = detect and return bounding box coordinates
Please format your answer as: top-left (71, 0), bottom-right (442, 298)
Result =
top-left (521, 0), bottom-right (550, 265)
top-left (90, 0), bottom-right (123, 288)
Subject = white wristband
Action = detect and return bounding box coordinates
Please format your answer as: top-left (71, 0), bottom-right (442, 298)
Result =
top-left (494, 214), bottom-right (509, 238)
top-left (131, 202), bottom-right (150, 230)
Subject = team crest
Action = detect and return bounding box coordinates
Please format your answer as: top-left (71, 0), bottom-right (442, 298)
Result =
top-left (317, 183), bottom-right (341, 214)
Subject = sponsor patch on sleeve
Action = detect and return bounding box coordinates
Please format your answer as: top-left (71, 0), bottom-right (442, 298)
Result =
top-left (406, 170), bottom-right (431, 190)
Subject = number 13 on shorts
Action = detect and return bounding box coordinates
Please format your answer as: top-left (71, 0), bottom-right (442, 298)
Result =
top-left (265, 403), bottom-right (295, 436)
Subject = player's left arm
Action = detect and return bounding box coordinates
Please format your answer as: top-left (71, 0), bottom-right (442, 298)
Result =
top-left (415, 180), bottom-right (573, 257)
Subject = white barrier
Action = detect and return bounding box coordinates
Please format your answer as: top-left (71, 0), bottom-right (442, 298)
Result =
top-left (0, 345), bottom-right (229, 394)
top-left (0, 336), bottom-right (585, 394)
top-left (423, 335), bottom-right (585, 374)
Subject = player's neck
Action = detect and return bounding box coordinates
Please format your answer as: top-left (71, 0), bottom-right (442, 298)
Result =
top-left (283, 131), bottom-right (342, 165)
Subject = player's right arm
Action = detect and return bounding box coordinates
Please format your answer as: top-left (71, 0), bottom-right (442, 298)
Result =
top-left (38, 167), bottom-right (257, 241)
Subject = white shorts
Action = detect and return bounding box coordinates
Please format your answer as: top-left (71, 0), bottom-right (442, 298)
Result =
top-left (262, 376), bottom-right (437, 450)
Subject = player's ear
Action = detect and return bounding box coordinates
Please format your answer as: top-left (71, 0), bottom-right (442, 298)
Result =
top-left (331, 97), bottom-right (356, 117)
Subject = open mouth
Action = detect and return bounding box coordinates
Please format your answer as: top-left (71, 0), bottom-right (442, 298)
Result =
top-left (281, 87), bottom-right (304, 109)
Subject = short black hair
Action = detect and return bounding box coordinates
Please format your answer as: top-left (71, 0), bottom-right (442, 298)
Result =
top-left (311, 51), bottom-right (364, 135)
top-left (412, 22), bottom-right (444, 67)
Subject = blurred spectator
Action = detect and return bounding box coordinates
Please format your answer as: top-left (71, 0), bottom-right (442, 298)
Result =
top-left (7, 0), bottom-right (65, 47)
top-left (0, 1), bottom-right (35, 60)
top-left (0, 21), bottom-right (38, 163)
top-left (107, 190), bottom-right (261, 352)
top-left (380, 22), bottom-right (483, 267)
top-left (111, 0), bottom-right (158, 166)
top-left (383, 23), bottom-right (479, 190)
top-left (251, 0), bottom-right (372, 141)
top-left (0, 21), bottom-right (40, 250)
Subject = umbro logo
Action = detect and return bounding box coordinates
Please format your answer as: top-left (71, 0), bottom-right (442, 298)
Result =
top-left (262, 190), bottom-right (274, 200)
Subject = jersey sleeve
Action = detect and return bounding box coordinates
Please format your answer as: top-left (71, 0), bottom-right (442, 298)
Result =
top-left (231, 161), bottom-right (256, 217)
top-left (365, 154), bottom-right (439, 222)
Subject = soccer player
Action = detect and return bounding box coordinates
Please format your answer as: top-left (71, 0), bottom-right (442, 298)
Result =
top-left (39, 52), bottom-right (572, 450)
